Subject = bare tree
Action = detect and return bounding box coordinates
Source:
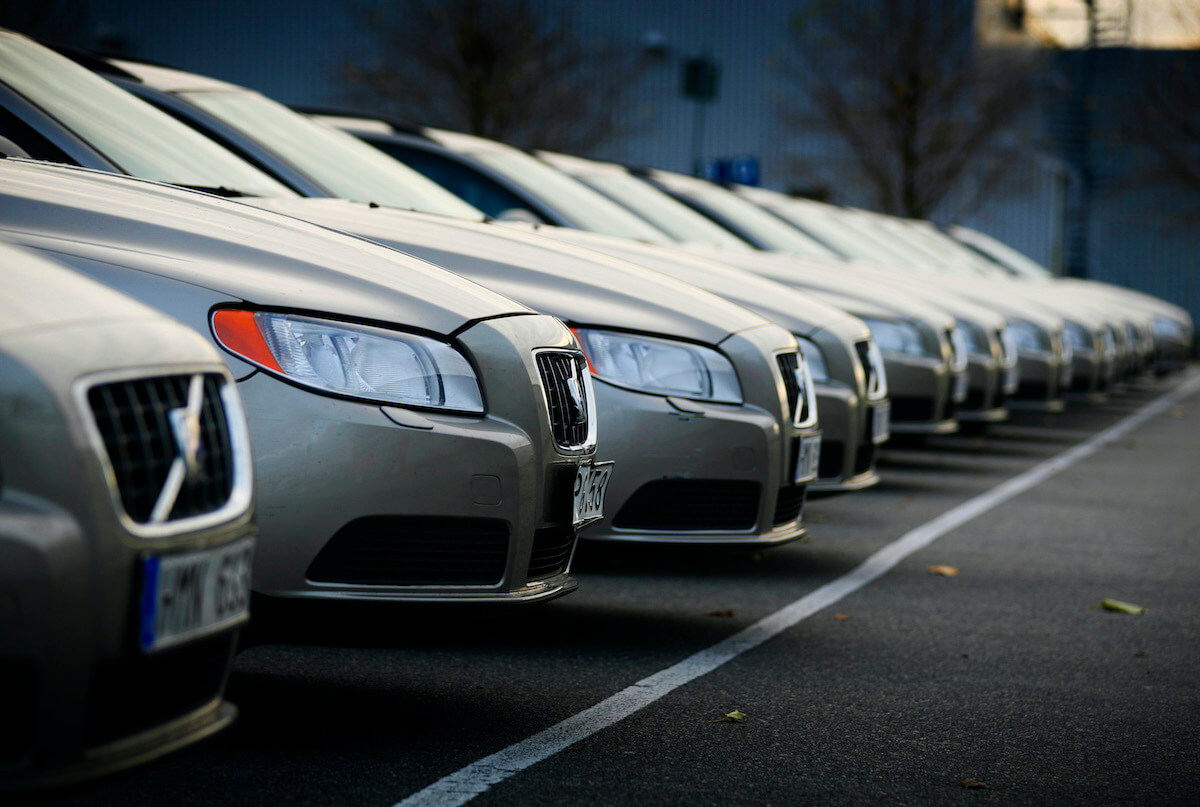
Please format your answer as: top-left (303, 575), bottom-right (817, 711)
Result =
top-left (777, 0), bottom-right (1049, 219)
top-left (340, 0), bottom-right (648, 153)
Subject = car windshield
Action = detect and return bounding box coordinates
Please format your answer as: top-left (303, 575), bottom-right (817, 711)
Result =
top-left (662, 178), bottom-right (844, 260)
top-left (571, 170), bottom-right (753, 250)
top-left (179, 89), bottom-right (485, 218)
top-left (466, 149), bottom-right (673, 243)
top-left (0, 34), bottom-right (295, 196)
top-left (954, 229), bottom-right (1052, 279)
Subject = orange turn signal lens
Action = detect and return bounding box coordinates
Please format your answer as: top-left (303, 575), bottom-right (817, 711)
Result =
top-left (212, 309), bottom-right (282, 373)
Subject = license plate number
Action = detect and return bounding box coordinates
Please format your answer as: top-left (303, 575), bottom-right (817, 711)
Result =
top-left (872, 402), bottom-right (891, 444)
top-left (795, 434), bottom-right (821, 484)
top-left (139, 538), bottom-right (253, 652)
top-left (573, 461), bottom-right (614, 526)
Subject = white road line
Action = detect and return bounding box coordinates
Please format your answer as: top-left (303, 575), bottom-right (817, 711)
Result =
top-left (396, 372), bottom-right (1200, 807)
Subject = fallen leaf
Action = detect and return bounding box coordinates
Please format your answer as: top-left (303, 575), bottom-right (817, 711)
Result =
top-left (928, 565), bottom-right (959, 576)
top-left (834, 613), bottom-right (850, 621)
top-left (1102, 598), bottom-right (1147, 615)
top-left (710, 709), bottom-right (747, 723)
top-left (1133, 651), bottom-right (1149, 658)
top-left (961, 778), bottom-right (988, 789)
top-left (708, 609), bottom-right (734, 618)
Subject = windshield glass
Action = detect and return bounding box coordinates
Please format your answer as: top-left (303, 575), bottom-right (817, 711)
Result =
top-left (662, 179), bottom-right (844, 259)
top-left (180, 90), bottom-right (485, 218)
top-left (574, 171), bottom-right (753, 250)
top-left (0, 34), bottom-right (294, 196)
top-left (468, 149), bottom-right (672, 243)
top-left (954, 229), bottom-right (1052, 279)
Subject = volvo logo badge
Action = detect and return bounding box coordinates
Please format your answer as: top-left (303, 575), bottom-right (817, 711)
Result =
top-left (149, 375), bottom-right (207, 523)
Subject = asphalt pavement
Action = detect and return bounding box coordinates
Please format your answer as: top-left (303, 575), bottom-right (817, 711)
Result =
top-left (21, 368), bottom-right (1200, 807)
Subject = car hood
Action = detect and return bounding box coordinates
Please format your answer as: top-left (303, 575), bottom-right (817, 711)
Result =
top-left (243, 198), bottom-right (768, 344)
top-left (0, 162), bottom-right (531, 335)
top-left (509, 223), bottom-right (873, 345)
top-left (679, 243), bottom-right (957, 330)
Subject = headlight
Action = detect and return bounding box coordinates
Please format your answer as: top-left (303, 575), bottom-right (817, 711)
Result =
top-left (574, 329), bottom-right (742, 403)
top-left (1063, 321), bottom-right (1093, 353)
top-left (861, 318), bottom-right (929, 358)
top-left (796, 336), bottom-right (830, 383)
top-left (954, 322), bottom-right (989, 358)
top-left (212, 309), bottom-right (484, 413)
top-left (1007, 319), bottom-right (1051, 355)
top-left (1153, 315), bottom-right (1187, 341)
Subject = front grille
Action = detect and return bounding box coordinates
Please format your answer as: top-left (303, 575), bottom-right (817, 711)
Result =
top-left (87, 633), bottom-right (233, 747)
top-left (891, 396), bottom-right (936, 422)
top-left (307, 517), bottom-right (510, 585)
top-left (776, 351), bottom-right (808, 424)
top-left (527, 525), bottom-right (576, 580)
top-left (964, 386), bottom-right (987, 409)
top-left (773, 485), bottom-right (807, 526)
top-left (537, 352), bottom-right (590, 450)
top-left (0, 659), bottom-right (36, 763)
top-left (854, 339), bottom-right (886, 399)
top-left (818, 440), bottom-right (845, 479)
top-left (88, 373), bottom-right (234, 524)
top-left (613, 480), bottom-right (760, 531)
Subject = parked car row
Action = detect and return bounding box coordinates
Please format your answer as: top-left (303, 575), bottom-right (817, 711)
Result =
top-left (0, 27), bottom-right (1191, 790)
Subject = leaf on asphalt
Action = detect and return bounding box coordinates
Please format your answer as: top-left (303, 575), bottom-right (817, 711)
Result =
top-left (1133, 651), bottom-right (1149, 658)
top-left (708, 609), bottom-right (735, 618)
top-left (710, 709), bottom-right (747, 723)
top-left (961, 778), bottom-right (988, 789)
top-left (1101, 598), bottom-right (1147, 615)
top-left (834, 613), bottom-right (850, 621)
top-left (928, 565), bottom-right (959, 576)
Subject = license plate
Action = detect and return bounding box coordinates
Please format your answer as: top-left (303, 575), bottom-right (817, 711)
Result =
top-left (953, 371), bottom-right (969, 403)
top-left (795, 434), bottom-right (821, 484)
top-left (573, 461), bottom-right (614, 526)
top-left (872, 402), bottom-right (891, 444)
top-left (139, 538), bottom-right (253, 653)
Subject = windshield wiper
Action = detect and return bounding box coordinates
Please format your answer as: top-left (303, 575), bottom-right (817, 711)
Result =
top-left (171, 184), bottom-right (257, 198)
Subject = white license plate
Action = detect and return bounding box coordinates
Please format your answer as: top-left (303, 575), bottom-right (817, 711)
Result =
top-left (139, 538), bottom-right (253, 653)
top-left (573, 461), bottom-right (614, 526)
top-left (795, 434), bottom-right (821, 484)
top-left (953, 371), bottom-right (969, 403)
top-left (872, 402), bottom-right (891, 444)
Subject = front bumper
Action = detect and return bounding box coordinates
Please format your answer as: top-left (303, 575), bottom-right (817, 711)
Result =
top-left (1010, 352), bottom-right (1066, 413)
top-left (957, 357), bottom-right (1009, 423)
top-left (882, 353), bottom-right (959, 435)
top-left (244, 314), bottom-right (589, 603)
top-left (810, 384), bottom-right (884, 493)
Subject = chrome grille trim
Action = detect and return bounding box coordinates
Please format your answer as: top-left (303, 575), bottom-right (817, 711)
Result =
top-left (855, 338), bottom-right (889, 401)
top-left (777, 351), bottom-right (818, 428)
top-left (76, 366), bottom-right (252, 539)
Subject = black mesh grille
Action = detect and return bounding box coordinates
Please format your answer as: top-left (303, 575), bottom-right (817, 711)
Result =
top-left (87, 633), bottom-right (234, 747)
top-left (613, 480), bottom-right (760, 531)
top-left (777, 351), bottom-right (804, 423)
top-left (773, 485), bottom-right (807, 526)
top-left (891, 396), bottom-right (936, 422)
top-left (537, 352), bottom-right (590, 449)
top-left (527, 525), bottom-right (577, 580)
top-left (307, 516), bottom-right (510, 585)
top-left (88, 373), bottom-right (234, 524)
top-left (854, 340), bottom-right (875, 396)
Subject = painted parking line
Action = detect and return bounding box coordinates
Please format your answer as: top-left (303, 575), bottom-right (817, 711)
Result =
top-left (395, 372), bottom-right (1200, 807)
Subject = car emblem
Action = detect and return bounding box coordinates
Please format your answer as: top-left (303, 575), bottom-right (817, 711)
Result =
top-left (792, 366), bottom-right (807, 419)
top-left (565, 366), bottom-right (588, 425)
top-left (150, 374), bottom-right (206, 523)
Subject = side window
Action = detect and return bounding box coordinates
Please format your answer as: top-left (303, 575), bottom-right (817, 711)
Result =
top-left (372, 141), bottom-right (549, 222)
top-left (0, 106), bottom-right (76, 163)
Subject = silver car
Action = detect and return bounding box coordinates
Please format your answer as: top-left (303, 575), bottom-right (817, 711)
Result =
top-left (0, 157), bottom-right (598, 603)
top-left (0, 242), bottom-right (254, 789)
top-left (13, 38), bottom-right (818, 547)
